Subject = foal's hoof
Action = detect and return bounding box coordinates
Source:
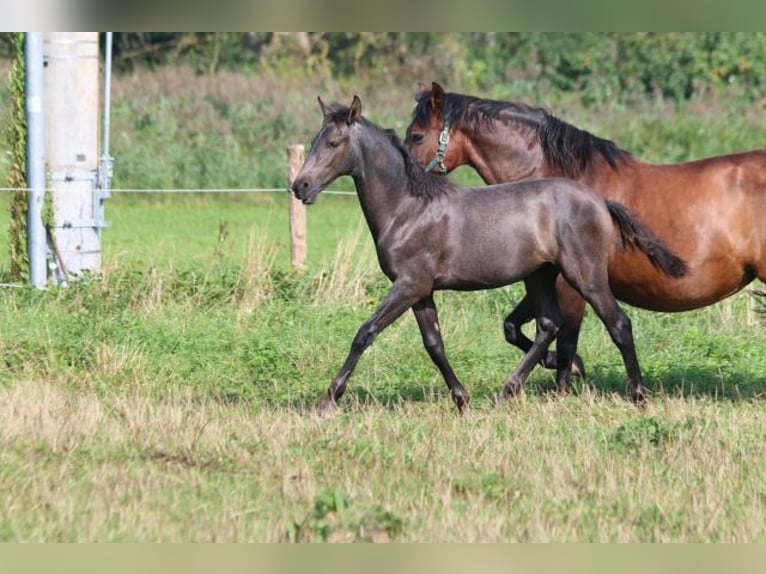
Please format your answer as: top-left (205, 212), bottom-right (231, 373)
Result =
top-left (555, 382), bottom-right (571, 396)
top-left (452, 393), bottom-right (470, 415)
top-left (494, 387), bottom-right (519, 406)
top-left (318, 397), bottom-right (339, 414)
top-left (630, 387), bottom-right (649, 408)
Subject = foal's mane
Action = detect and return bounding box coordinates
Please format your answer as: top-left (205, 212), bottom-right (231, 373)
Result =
top-left (412, 91), bottom-right (632, 177)
top-left (326, 103), bottom-right (452, 200)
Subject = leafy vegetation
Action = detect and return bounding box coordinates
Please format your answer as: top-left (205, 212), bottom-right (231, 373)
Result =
top-left (97, 33), bottom-right (766, 105)
top-left (5, 33), bottom-right (26, 280)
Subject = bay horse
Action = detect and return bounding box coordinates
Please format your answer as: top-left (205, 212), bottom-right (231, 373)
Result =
top-left (405, 81), bottom-right (766, 393)
top-left (291, 95), bottom-right (687, 413)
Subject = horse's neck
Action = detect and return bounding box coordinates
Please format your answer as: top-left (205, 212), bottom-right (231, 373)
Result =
top-left (463, 124), bottom-right (546, 185)
top-left (464, 123), bottom-right (633, 187)
top-left (352, 135), bottom-right (414, 239)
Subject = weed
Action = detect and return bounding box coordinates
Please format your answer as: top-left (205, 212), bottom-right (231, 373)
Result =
top-left (611, 415), bottom-right (698, 452)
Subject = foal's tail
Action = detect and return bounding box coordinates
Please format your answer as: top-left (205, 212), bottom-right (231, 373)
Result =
top-left (606, 200), bottom-right (688, 278)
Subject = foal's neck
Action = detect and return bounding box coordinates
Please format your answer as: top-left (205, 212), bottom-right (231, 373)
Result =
top-left (352, 128), bottom-right (416, 238)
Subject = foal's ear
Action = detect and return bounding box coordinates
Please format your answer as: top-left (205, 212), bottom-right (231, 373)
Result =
top-left (414, 81), bottom-right (429, 100)
top-left (317, 96), bottom-right (330, 121)
top-left (347, 95), bottom-right (362, 124)
top-left (430, 82), bottom-right (445, 113)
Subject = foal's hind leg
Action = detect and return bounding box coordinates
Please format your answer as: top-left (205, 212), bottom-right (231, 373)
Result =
top-left (499, 267), bottom-right (562, 402)
top-left (571, 282), bottom-right (647, 404)
top-left (412, 295), bottom-right (470, 413)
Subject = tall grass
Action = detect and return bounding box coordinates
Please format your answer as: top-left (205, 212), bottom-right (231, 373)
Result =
top-left (1, 65), bottom-right (766, 541)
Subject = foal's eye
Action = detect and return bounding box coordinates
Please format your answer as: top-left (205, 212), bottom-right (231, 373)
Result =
top-left (328, 140), bottom-right (341, 148)
top-left (409, 133), bottom-right (424, 144)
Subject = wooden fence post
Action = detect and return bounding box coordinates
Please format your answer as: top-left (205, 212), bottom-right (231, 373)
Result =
top-left (287, 144), bottom-right (306, 269)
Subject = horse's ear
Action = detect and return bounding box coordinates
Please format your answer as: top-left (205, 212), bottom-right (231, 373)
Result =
top-left (347, 95), bottom-right (362, 124)
top-left (414, 81), bottom-right (429, 101)
top-left (317, 96), bottom-right (330, 122)
top-left (430, 82), bottom-right (445, 113)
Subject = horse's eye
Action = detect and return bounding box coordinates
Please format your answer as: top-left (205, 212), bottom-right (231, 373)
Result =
top-left (329, 140), bottom-right (341, 148)
top-left (409, 133), bottom-right (424, 144)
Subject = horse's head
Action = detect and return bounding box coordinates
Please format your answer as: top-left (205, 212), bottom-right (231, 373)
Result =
top-left (404, 82), bottom-right (458, 175)
top-left (291, 95), bottom-right (362, 205)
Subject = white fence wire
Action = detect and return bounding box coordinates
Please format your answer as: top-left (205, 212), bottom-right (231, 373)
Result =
top-left (0, 187), bottom-right (356, 195)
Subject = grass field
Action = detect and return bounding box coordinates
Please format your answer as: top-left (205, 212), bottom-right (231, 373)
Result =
top-left (1, 66), bottom-right (766, 541)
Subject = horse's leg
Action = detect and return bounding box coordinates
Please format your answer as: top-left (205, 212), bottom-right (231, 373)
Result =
top-left (553, 278), bottom-right (588, 394)
top-left (502, 295), bottom-right (535, 353)
top-left (499, 267), bottom-right (562, 402)
top-left (412, 295), bottom-right (470, 413)
top-left (504, 288), bottom-right (586, 378)
top-left (571, 283), bottom-right (647, 404)
top-left (557, 229), bottom-right (646, 404)
top-left (322, 279), bottom-right (423, 410)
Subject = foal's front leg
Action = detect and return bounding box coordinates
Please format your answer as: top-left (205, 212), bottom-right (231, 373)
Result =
top-left (412, 295), bottom-right (470, 413)
top-left (321, 279), bottom-right (422, 411)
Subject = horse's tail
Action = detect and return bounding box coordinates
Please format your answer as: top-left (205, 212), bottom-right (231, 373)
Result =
top-left (606, 200), bottom-right (688, 278)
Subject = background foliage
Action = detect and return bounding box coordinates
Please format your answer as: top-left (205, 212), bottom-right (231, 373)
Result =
top-left (4, 32), bottom-right (765, 105)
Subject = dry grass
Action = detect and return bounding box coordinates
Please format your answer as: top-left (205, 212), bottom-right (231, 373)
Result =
top-left (312, 222), bottom-right (378, 307)
top-left (1, 379), bottom-right (765, 542)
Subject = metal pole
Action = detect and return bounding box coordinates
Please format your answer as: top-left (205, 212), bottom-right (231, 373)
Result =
top-left (99, 32), bottom-right (113, 199)
top-left (25, 32), bottom-right (47, 289)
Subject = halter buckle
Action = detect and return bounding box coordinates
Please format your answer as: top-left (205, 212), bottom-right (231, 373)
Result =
top-left (425, 117), bottom-right (450, 175)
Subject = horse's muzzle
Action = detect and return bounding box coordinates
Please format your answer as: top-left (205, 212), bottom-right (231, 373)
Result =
top-left (290, 178), bottom-right (320, 205)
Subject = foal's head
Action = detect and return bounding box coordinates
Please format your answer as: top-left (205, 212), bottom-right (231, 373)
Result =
top-left (291, 95), bottom-right (362, 205)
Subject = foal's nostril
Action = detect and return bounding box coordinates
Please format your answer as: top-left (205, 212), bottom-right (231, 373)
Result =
top-left (291, 179), bottom-right (307, 194)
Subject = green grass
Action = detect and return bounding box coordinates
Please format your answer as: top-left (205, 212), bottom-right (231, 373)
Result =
top-left (101, 190), bottom-right (366, 271)
top-left (0, 195), bottom-right (764, 541)
top-left (1, 66), bottom-right (766, 542)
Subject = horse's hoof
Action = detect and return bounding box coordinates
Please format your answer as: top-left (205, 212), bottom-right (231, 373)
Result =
top-left (318, 397), bottom-right (339, 414)
top-left (497, 379), bottom-right (522, 405)
top-left (494, 391), bottom-right (513, 406)
top-left (452, 391), bottom-right (470, 414)
top-left (571, 356), bottom-right (586, 379)
top-left (453, 395), bottom-right (470, 415)
top-left (630, 387), bottom-right (648, 407)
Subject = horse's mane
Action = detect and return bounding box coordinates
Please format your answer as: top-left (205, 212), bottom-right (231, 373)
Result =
top-left (326, 103), bottom-right (452, 200)
top-left (412, 91), bottom-right (632, 177)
